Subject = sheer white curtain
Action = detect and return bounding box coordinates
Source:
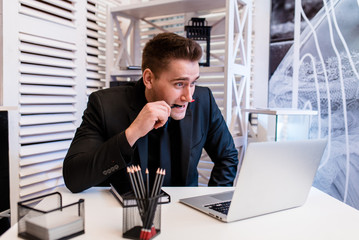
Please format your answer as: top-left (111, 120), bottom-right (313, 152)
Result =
top-left (269, 0), bottom-right (359, 209)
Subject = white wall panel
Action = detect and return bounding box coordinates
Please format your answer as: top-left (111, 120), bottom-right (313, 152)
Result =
top-left (20, 113), bottom-right (76, 125)
top-left (20, 123), bottom-right (76, 136)
top-left (20, 95), bottom-right (76, 104)
top-left (19, 140), bottom-right (72, 157)
top-left (20, 132), bottom-right (76, 145)
top-left (19, 0), bottom-right (76, 27)
top-left (20, 151), bottom-right (68, 166)
top-left (19, 65), bottom-right (76, 77)
top-left (20, 75), bottom-right (75, 86)
top-left (19, 168), bottom-right (63, 188)
top-left (19, 162), bottom-right (63, 180)
top-left (18, 178), bottom-right (65, 198)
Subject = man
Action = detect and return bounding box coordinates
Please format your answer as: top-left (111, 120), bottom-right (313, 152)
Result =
top-left (63, 32), bottom-right (238, 193)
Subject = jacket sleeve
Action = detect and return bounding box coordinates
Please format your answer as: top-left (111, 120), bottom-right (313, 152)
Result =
top-left (204, 89), bottom-right (239, 186)
top-left (62, 92), bottom-right (133, 193)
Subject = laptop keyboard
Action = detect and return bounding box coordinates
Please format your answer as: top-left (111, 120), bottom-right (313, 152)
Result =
top-left (204, 201), bottom-right (231, 215)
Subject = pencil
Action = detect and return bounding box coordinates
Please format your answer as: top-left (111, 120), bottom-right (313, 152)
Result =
top-left (136, 166), bottom-right (146, 200)
top-left (127, 167), bottom-right (138, 199)
top-left (154, 169), bottom-right (165, 196)
top-left (159, 169), bottom-right (165, 195)
top-left (146, 168), bottom-right (149, 198)
top-left (150, 168), bottom-right (160, 197)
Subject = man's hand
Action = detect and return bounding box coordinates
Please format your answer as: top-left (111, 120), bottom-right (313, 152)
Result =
top-left (125, 101), bottom-right (171, 147)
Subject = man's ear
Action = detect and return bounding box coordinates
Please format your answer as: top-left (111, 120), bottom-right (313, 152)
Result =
top-left (142, 68), bottom-right (154, 89)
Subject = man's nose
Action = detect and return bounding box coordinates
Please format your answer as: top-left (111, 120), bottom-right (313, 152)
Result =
top-left (180, 86), bottom-right (193, 102)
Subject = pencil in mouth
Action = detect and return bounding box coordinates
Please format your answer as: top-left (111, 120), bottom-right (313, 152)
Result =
top-left (171, 99), bottom-right (195, 108)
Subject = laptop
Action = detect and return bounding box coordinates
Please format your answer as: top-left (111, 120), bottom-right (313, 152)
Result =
top-left (179, 139), bottom-right (327, 222)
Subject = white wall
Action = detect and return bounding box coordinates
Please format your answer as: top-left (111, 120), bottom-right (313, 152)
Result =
top-left (251, 0), bottom-right (271, 108)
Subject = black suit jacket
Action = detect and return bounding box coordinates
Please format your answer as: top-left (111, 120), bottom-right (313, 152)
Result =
top-left (63, 79), bottom-right (238, 193)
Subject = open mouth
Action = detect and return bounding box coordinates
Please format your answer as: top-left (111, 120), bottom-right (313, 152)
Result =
top-left (171, 104), bottom-right (184, 108)
top-left (171, 100), bottom-right (194, 108)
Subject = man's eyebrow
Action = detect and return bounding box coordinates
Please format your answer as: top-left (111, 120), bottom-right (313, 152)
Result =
top-left (170, 76), bottom-right (200, 82)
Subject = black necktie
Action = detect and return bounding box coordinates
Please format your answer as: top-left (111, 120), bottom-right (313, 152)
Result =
top-left (160, 120), bottom-right (171, 185)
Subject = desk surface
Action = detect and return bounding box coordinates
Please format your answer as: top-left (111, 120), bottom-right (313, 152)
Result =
top-left (2, 187), bottom-right (359, 240)
top-left (243, 108), bottom-right (318, 115)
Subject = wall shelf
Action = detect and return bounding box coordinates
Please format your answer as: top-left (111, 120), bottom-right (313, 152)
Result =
top-left (110, 0), bottom-right (227, 19)
top-left (109, 66), bottom-right (226, 79)
top-left (105, 0), bottom-right (253, 171)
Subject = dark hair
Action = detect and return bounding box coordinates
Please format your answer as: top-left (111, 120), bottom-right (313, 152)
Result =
top-left (142, 32), bottom-right (202, 77)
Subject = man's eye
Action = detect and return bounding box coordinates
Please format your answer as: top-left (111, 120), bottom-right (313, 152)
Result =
top-left (176, 83), bottom-right (184, 87)
top-left (191, 81), bottom-right (197, 87)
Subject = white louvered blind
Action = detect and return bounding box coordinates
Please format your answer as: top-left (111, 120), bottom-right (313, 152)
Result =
top-left (86, 0), bottom-right (107, 95)
top-left (14, 0), bottom-right (122, 202)
top-left (2, 0), bottom-right (123, 225)
top-left (18, 30), bottom-right (76, 199)
top-left (19, 0), bottom-right (76, 27)
top-left (86, 0), bottom-right (122, 95)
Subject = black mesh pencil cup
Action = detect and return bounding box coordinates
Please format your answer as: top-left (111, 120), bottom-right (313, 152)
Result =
top-left (123, 193), bottom-right (170, 240)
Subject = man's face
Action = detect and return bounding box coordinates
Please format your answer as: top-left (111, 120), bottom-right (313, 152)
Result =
top-left (146, 59), bottom-right (200, 120)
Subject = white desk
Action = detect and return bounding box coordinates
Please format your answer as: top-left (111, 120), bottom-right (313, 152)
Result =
top-left (2, 187), bottom-right (359, 240)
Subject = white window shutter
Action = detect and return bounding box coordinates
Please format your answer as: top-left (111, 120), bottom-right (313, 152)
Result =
top-left (3, 0), bottom-right (121, 225)
top-left (86, 0), bottom-right (121, 95)
top-left (14, 0), bottom-right (78, 202)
